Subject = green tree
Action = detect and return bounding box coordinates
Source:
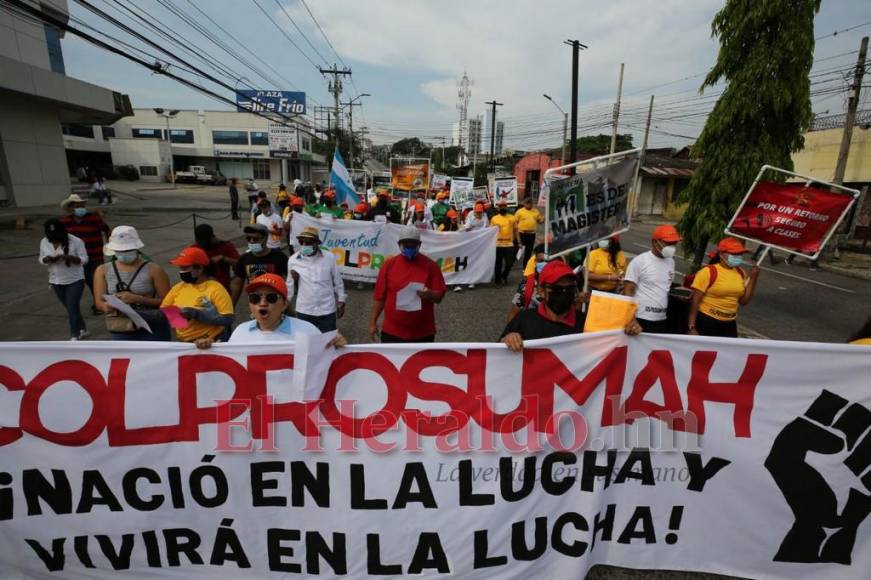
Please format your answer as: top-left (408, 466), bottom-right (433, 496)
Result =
top-left (677, 0), bottom-right (820, 267)
top-left (390, 137), bottom-right (431, 157)
top-left (569, 133), bottom-right (633, 155)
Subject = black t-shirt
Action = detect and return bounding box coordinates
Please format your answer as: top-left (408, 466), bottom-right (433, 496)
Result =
top-left (233, 249), bottom-right (288, 282)
top-left (500, 307), bottom-right (586, 341)
top-left (367, 204), bottom-right (401, 224)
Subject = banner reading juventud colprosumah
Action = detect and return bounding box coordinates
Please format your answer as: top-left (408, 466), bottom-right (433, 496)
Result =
top-left (546, 156), bottom-right (638, 256)
top-left (0, 333), bottom-right (869, 578)
top-left (291, 213), bottom-right (496, 284)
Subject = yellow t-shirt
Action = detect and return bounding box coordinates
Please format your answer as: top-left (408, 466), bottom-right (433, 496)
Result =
top-left (523, 256), bottom-right (537, 277)
top-left (161, 280), bottom-right (234, 342)
top-left (514, 207), bottom-right (542, 233)
top-left (691, 264), bottom-right (746, 321)
top-left (490, 214), bottom-right (517, 247)
top-left (850, 338), bottom-right (871, 345)
top-left (588, 248), bottom-right (628, 291)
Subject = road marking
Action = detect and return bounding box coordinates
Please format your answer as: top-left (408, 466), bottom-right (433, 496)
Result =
top-left (630, 242), bottom-right (855, 294)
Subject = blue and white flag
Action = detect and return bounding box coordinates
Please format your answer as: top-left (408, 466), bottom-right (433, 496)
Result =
top-left (330, 148), bottom-right (360, 206)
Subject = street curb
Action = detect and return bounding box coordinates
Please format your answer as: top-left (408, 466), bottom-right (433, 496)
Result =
top-left (819, 263), bottom-right (871, 282)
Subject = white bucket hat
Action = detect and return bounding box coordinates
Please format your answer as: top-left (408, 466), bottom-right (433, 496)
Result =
top-left (60, 193), bottom-right (85, 209)
top-left (106, 226), bottom-right (144, 253)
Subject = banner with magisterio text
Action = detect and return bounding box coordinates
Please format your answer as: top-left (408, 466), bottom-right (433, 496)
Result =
top-left (290, 213), bottom-right (496, 284)
top-left (0, 335), bottom-right (869, 578)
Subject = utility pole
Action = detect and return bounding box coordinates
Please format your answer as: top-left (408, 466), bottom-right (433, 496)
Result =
top-left (564, 39), bottom-right (588, 171)
top-left (486, 100), bottom-right (503, 174)
top-left (341, 95), bottom-right (369, 170)
top-left (833, 36), bottom-right (868, 185)
top-left (319, 65), bottom-right (352, 154)
top-left (630, 95), bottom-right (655, 216)
top-left (610, 62), bottom-right (625, 155)
top-left (471, 114), bottom-right (481, 185)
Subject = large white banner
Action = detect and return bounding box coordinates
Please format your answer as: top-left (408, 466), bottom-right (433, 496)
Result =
top-left (290, 213), bottom-right (496, 284)
top-left (0, 334), bottom-right (869, 579)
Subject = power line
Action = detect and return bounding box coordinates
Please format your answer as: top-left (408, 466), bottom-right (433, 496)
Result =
top-left (299, 0), bottom-right (347, 69)
top-left (272, 0), bottom-right (329, 66)
top-left (252, 0), bottom-right (320, 70)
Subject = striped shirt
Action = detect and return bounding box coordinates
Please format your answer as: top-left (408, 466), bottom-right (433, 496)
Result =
top-left (59, 213), bottom-right (110, 263)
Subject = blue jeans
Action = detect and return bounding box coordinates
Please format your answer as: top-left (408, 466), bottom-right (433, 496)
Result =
top-left (296, 311), bottom-right (337, 332)
top-left (51, 280), bottom-right (86, 338)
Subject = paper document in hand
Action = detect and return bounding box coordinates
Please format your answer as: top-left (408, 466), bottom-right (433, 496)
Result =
top-left (160, 306), bottom-right (189, 329)
top-left (396, 282), bottom-right (425, 312)
top-left (584, 290), bottom-right (637, 333)
top-left (103, 294), bottom-right (152, 333)
top-left (293, 330), bottom-right (338, 400)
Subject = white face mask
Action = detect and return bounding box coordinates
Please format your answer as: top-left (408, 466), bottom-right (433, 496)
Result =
top-left (598, 240), bottom-right (610, 249)
top-left (660, 244), bottom-right (677, 259)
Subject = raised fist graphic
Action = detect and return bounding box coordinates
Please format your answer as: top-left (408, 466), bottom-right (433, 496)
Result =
top-left (764, 389), bottom-right (871, 564)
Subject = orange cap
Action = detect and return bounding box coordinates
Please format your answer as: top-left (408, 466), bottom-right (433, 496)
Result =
top-left (170, 246), bottom-right (210, 267)
top-left (436, 192), bottom-right (447, 200)
top-left (245, 273), bottom-right (288, 299)
top-left (354, 202), bottom-right (368, 213)
top-left (474, 202), bottom-right (485, 212)
top-left (323, 190), bottom-right (335, 199)
top-left (414, 201), bottom-right (425, 212)
top-left (446, 209), bottom-right (458, 218)
top-left (291, 196), bottom-right (305, 207)
top-left (539, 261), bottom-right (576, 286)
top-left (652, 224), bottom-right (682, 243)
top-left (717, 237), bottom-right (749, 254)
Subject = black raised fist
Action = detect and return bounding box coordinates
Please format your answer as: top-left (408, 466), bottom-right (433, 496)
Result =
top-left (764, 389), bottom-right (871, 564)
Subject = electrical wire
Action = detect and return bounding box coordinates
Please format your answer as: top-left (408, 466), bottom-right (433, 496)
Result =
top-left (251, 0), bottom-right (320, 70)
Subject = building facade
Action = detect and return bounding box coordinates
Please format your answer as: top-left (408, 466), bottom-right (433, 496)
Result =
top-left (64, 108), bottom-right (325, 185)
top-left (452, 117), bottom-right (483, 155)
top-left (0, 0), bottom-right (132, 207)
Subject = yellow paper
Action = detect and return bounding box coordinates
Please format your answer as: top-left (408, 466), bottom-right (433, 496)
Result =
top-left (584, 290), bottom-right (637, 333)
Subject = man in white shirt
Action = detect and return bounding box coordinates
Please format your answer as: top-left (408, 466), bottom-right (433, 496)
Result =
top-left (464, 202), bottom-right (490, 231)
top-left (256, 198), bottom-right (285, 250)
top-left (287, 226), bottom-right (347, 332)
top-left (623, 224), bottom-right (681, 333)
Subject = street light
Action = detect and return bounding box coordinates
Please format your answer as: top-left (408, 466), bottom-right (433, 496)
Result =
top-left (346, 93), bottom-right (370, 171)
top-left (543, 94), bottom-right (568, 165)
top-left (154, 108), bottom-right (180, 187)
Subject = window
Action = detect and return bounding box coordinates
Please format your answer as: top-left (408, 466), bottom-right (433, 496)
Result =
top-left (212, 130), bottom-right (249, 145)
top-left (101, 126), bottom-right (116, 141)
top-left (169, 129), bottom-right (194, 144)
top-left (139, 166), bottom-right (158, 177)
top-left (133, 128), bottom-right (163, 139)
top-left (44, 25), bottom-right (65, 74)
top-left (61, 124), bottom-right (95, 139)
top-left (252, 159), bottom-right (270, 180)
top-left (301, 137), bottom-right (311, 151)
top-left (250, 131), bottom-right (268, 145)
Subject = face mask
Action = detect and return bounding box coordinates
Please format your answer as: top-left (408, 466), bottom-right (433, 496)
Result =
top-left (247, 242), bottom-right (263, 253)
top-left (300, 245), bottom-right (317, 257)
top-left (353, 213), bottom-right (363, 219)
top-left (73, 207), bottom-right (87, 218)
top-left (401, 246), bottom-right (419, 261)
top-left (726, 255), bottom-right (744, 268)
top-left (499, 208), bottom-right (507, 214)
top-left (179, 271), bottom-right (197, 284)
top-left (660, 244), bottom-right (677, 259)
top-left (116, 251), bottom-right (138, 264)
top-left (536, 261), bottom-right (546, 274)
top-left (546, 288), bottom-right (576, 315)
top-left (598, 240), bottom-right (610, 249)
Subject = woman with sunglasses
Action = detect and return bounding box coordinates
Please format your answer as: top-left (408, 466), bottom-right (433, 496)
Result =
top-left (196, 274), bottom-right (346, 348)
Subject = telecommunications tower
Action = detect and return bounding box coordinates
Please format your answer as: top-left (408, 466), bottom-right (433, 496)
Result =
top-left (456, 71), bottom-right (473, 150)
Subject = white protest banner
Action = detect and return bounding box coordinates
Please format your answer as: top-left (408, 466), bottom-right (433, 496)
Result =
top-left (492, 177), bottom-right (518, 206)
top-left (1, 334), bottom-right (869, 578)
top-left (473, 185), bottom-right (490, 204)
top-left (431, 174), bottom-right (449, 191)
top-left (449, 177), bottom-right (475, 208)
top-left (291, 213), bottom-right (496, 284)
top-left (546, 152), bottom-right (639, 257)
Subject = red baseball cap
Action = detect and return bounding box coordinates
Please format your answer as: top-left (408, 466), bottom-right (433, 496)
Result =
top-left (717, 237), bottom-right (750, 254)
top-left (291, 196), bottom-right (305, 207)
top-left (170, 246), bottom-right (210, 267)
top-left (652, 224), bottom-right (682, 243)
top-left (323, 190), bottom-right (335, 199)
top-left (446, 209), bottom-right (458, 218)
top-left (245, 273), bottom-right (288, 299)
top-left (539, 261), bottom-right (576, 286)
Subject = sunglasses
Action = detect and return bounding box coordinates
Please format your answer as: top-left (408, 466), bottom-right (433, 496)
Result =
top-left (248, 292), bottom-right (281, 304)
top-left (547, 286), bottom-right (578, 296)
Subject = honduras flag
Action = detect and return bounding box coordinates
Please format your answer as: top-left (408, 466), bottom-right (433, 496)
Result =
top-left (330, 148), bottom-right (360, 206)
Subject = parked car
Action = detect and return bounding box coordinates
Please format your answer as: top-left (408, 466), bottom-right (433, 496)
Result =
top-left (202, 169), bottom-right (227, 186)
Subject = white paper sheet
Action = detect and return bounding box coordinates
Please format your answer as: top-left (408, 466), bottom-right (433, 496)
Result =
top-left (293, 330), bottom-right (338, 400)
top-left (103, 294), bottom-right (153, 333)
top-left (396, 282), bottom-right (425, 312)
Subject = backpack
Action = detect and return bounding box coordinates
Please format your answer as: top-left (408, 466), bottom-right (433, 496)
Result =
top-left (685, 263), bottom-right (745, 292)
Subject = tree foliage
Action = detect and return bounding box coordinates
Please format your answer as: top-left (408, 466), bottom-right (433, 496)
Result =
top-left (570, 134), bottom-right (634, 155)
top-left (390, 137), bottom-right (431, 157)
top-left (677, 0), bottom-right (821, 266)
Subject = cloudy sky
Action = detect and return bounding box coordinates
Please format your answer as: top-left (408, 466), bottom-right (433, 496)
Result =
top-left (63, 0), bottom-right (871, 150)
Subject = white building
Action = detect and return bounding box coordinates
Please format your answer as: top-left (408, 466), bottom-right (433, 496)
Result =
top-left (64, 108), bottom-right (325, 184)
top-left (0, 0), bottom-right (132, 207)
top-left (451, 117), bottom-right (483, 155)
top-left (483, 116), bottom-right (505, 156)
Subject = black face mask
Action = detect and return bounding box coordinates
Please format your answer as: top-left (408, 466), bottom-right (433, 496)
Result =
top-left (293, 206), bottom-right (303, 213)
top-left (499, 208), bottom-right (507, 215)
top-left (179, 271), bottom-right (198, 284)
top-left (546, 287), bottom-right (576, 315)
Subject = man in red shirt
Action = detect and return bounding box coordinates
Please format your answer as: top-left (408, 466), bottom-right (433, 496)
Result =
top-left (369, 226), bottom-right (446, 342)
top-left (194, 223), bottom-right (240, 293)
top-left (59, 193), bottom-right (110, 314)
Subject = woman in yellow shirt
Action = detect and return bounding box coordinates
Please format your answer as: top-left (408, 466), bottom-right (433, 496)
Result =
top-left (587, 236), bottom-right (627, 292)
top-left (161, 246), bottom-right (235, 343)
top-left (687, 238), bottom-right (760, 338)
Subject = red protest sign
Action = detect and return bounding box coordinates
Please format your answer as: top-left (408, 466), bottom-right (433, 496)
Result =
top-left (727, 181), bottom-right (856, 255)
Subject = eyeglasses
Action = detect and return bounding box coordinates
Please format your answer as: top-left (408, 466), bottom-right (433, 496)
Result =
top-left (248, 292), bottom-right (281, 304)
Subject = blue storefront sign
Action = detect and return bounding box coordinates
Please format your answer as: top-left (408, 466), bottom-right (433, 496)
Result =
top-left (236, 90), bottom-right (306, 115)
